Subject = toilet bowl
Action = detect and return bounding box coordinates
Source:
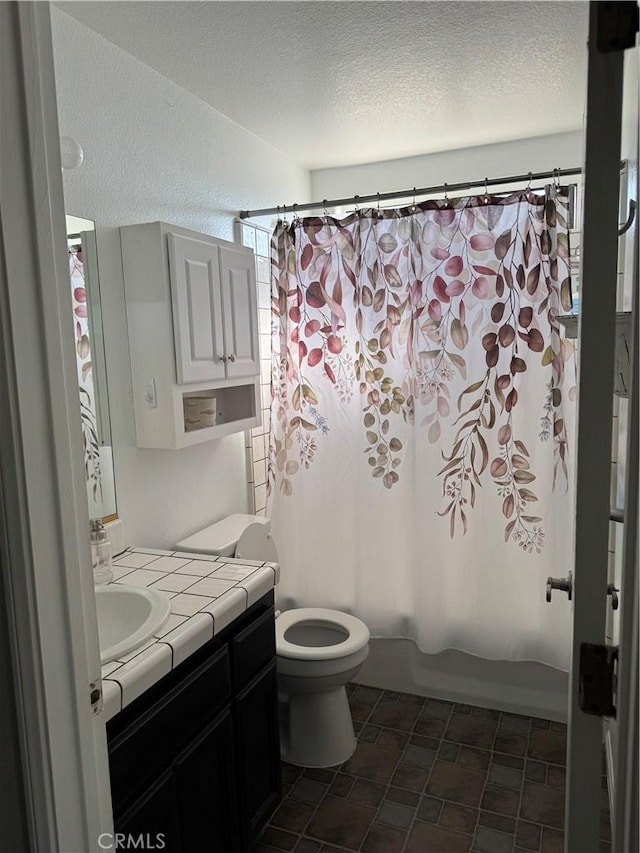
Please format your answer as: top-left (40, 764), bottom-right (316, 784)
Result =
top-left (276, 608), bottom-right (369, 767)
top-left (175, 514), bottom-right (370, 767)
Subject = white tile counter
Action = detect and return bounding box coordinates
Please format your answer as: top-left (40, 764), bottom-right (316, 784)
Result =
top-left (101, 547), bottom-right (279, 721)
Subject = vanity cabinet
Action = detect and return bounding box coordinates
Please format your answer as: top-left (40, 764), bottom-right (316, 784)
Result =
top-left (118, 713), bottom-right (238, 851)
top-left (235, 662), bottom-right (281, 844)
top-left (107, 593), bottom-right (280, 852)
top-left (121, 222), bottom-right (261, 448)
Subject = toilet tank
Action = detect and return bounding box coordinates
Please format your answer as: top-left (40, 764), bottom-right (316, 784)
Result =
top-left (176, 513), bottom-right (274, 560)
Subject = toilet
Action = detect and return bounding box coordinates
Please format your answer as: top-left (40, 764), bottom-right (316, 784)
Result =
top-left (176, 514), bottom-right (370, 768)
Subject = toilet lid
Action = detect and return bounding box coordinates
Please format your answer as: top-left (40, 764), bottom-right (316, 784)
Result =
top-left (176, 514), bottom-right (270, 555)
top-left (276, 608), bottom-right (370, 661)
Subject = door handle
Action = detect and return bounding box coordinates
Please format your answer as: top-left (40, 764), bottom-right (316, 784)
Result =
top-left (546, 571), bottom-right (573, 602)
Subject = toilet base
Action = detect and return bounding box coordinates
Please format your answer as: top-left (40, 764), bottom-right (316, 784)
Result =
top-left (280, 685), bottom-right (355, 768)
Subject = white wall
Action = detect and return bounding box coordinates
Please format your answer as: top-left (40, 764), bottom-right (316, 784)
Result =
top-left (311, 130), bottom-right (583, 202)
top-left (51, 8), bottom-right (309, 548)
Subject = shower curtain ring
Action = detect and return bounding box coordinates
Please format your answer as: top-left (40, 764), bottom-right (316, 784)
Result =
top-left (526, 172), bottom-right (533, 190)
top-left (353, 194), bottom-right (360, 213)
top-left (323, 199), bottom-right (329, 217)
top-left (292, 202), bottom-right (299, 223)
top-left (376, 192), bottom-right (381, 213)
top-left (443, 183), bottom-right (449, 203)
top-left (484, 177), bottom-right (489, 203)
top-left (413, 187), bottom-right (417, 209)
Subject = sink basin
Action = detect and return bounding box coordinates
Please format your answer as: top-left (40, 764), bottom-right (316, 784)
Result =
top-left (96, 584), bottom-right (171, 664)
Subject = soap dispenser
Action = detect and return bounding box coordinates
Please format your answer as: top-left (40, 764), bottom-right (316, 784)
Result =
top-left (90, 518), bottom-right (113, 584)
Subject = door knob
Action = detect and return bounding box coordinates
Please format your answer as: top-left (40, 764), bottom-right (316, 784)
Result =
top-left (546, 571), bottom-right (573, 602)
top-left (228, 353), bottom-right (236, 362)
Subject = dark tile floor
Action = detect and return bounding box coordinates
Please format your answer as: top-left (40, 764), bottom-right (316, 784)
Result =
top-left (254, 684), bottom-right (611, 853)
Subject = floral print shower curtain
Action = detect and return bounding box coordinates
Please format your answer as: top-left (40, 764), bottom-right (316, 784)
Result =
top-left (69, 246), bottom-right (102, 510)
top-left (268, 189), bottom-right (576, 668)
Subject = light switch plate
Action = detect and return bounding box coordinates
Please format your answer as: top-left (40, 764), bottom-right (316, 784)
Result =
top-left (144, 378), bottom-right (157, 408)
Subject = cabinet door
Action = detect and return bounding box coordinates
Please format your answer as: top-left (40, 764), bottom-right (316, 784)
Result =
top-left (168, 232), bottom-right (226, 384)
top-left (219, 245), bottom-right (260, 379)
top-left (118, 769), bottom-right (182, 852)
top-left (234, 662), bottom-right (281, 847)
top-left (174, 709), bottom-right (239, 853)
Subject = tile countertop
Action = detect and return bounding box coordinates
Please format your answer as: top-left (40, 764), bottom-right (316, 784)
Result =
top-left (100, 547), bottom-right (280, 722)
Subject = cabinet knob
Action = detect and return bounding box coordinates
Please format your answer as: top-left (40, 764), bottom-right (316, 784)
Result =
top-left (220, 355), bottom-right (228, 363)
top-left (228, 353), bottom-right (236, 362)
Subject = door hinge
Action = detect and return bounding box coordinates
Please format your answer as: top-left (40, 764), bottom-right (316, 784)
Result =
top-left (90, 679), bottom-right (103, 716)
top-left (597, 1), bottom-right (639, 53)
top-left (579, 642), bottom-right (618, 718)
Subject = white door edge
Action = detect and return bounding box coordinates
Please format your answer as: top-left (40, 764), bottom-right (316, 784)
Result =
top-left (566, 4), bottom-right (627, 851)
top-left (1, 3), bottom-right (112, 851)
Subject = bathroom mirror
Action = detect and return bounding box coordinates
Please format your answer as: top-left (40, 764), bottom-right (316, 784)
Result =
top-left (66, 215), bottom-right (117, 520)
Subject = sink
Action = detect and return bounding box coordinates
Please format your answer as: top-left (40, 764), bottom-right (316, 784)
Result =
top-left (96, 584), bottom-right (171, 664)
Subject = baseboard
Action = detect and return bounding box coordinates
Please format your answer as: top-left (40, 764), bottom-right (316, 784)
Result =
top-left (354, 637), bottom-right (569, 721)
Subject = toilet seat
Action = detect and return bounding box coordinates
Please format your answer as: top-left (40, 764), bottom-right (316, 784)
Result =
top-left (276, 608), bottom-right (369, 661)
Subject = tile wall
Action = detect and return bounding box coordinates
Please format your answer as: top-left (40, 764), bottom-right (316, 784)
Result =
top-left (568, 174), bottom-right (629, 651)
top-left (236, 219), bottom-right (273, 516)
top-left (606, 165), bottom-right (634, 649)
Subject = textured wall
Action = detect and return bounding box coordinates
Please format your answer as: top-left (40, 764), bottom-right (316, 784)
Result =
top-left (311, 131), bottom-right (584, 202)
top-left (51, 8), bottom-right (310, 548)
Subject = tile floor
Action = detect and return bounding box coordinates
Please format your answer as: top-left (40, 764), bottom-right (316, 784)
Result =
top-left (254, 684), bottom-right (611, 853)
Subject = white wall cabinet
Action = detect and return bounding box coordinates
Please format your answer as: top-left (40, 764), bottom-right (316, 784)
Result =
top-left (218, 245), bottom-right (261, 380)
top-left (121, 222), bottom-right (261, 449)
top-left (168, 235), bottom-right (260, 385)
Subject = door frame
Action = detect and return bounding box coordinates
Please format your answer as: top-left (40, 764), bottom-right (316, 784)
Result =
top-left (2, 2), bottom-right (638, 853)
top-left (0, 3), bottom-right (111, 850)
top-left (566, 3), bottom-right (638, 852)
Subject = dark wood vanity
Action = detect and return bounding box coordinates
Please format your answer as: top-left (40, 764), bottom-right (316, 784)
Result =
top-left (106, 592), bottom-right (281, 851)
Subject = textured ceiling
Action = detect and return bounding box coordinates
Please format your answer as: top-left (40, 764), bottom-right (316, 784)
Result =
top-left (57, 1), bottom-right (588, 170)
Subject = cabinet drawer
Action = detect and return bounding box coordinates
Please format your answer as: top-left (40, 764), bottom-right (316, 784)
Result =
top-left (109, 644), bottom-right (230, 815)
top-left (230, 607), bottom-right (275, 689)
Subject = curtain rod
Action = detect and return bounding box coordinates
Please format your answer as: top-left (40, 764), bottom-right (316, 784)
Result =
top-left (238, 167), bottom-right (583, 220)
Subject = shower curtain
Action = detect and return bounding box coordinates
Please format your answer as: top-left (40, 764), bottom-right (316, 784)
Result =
top-left (268, 188), bottom-right (576, 670)
top-left (69, 245), bottom-right (102, 507)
